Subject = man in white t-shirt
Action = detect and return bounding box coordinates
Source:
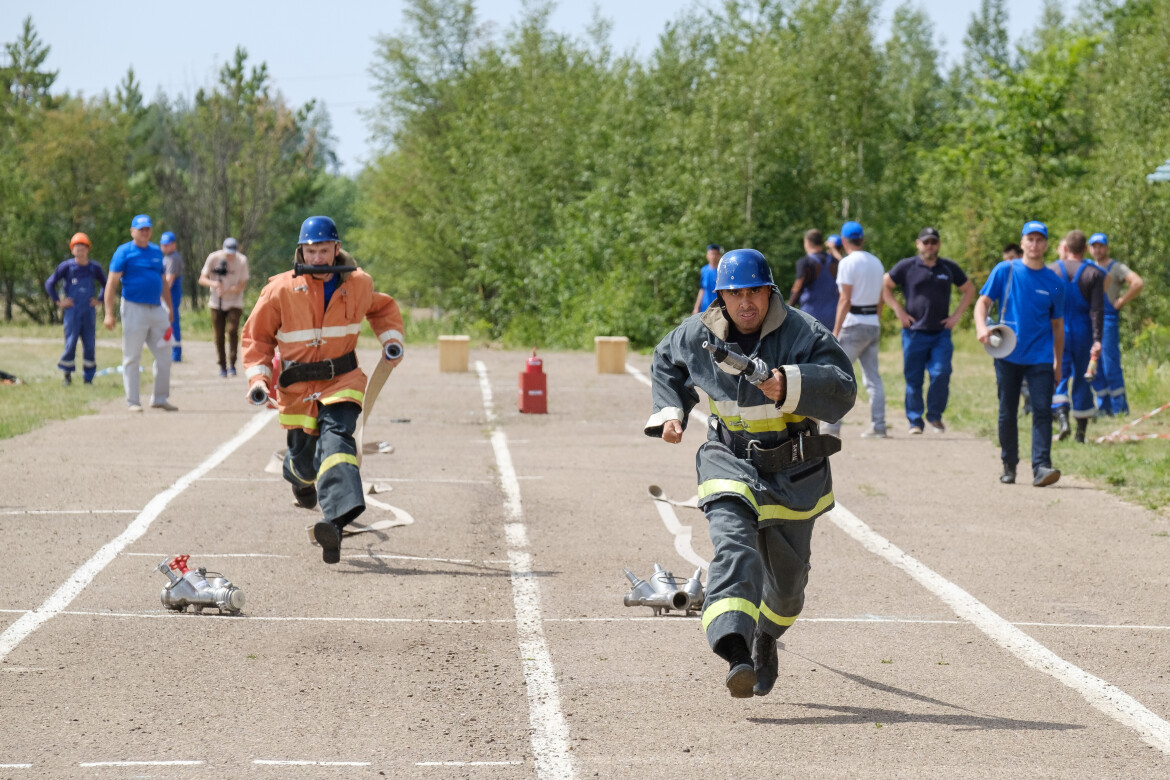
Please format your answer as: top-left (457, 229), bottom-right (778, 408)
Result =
top-left (826, 221), bottom-right (886, 438)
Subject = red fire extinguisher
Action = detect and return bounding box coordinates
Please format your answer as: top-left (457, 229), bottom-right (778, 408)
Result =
top-left (519, 348), bottom-right (547, 414)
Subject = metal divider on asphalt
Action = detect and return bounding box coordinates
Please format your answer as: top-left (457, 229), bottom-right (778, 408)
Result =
top-left (475, 361), bottom-right (574, 780)
top-left (0, 409), bottom-right (276, 663)
top-left (624, 362), bottom-right (1170, 753)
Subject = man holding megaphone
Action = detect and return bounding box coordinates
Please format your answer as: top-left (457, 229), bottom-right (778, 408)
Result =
top-left (974, 221), bottom-right (1066, 487)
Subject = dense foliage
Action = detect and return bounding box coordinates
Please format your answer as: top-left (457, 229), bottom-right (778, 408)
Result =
top-left (0, 18), bottom-right (356, 323)
top-left (357, 0), bottom-right (1170, 346)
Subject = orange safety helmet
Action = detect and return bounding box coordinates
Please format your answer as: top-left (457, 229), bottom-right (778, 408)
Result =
top-left (69, 232), bottom-right (91, 249)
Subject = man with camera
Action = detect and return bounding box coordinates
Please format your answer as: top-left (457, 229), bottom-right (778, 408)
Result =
top-left (199, 237), bottom-right (250, 377)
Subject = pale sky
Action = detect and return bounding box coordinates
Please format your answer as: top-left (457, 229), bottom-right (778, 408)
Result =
top-left (5, 1), bottom-right (1050, 174)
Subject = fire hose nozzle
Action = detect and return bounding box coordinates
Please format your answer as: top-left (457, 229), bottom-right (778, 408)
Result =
top-left (383, 342), bottom-right (403, 361)
top-left (157, 555), bottom-right (245, 615)
top-left (701, 340), bottom-right (770, 386)
top-left (248, 384), bottom-right (270, 406)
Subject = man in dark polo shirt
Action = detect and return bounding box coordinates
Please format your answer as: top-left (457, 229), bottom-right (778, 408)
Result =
top-left (882, 227), bottom-right (976, 434)
top-left (787, 229), bottom-right (837, 330)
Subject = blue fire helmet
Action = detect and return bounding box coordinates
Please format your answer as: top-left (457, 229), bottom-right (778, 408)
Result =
top-left (715, 249), bottom-right (774, 291)
top-left (298, 216), bottom-right (340, 244)
top-left (160, 231), bottom-right (176, 245)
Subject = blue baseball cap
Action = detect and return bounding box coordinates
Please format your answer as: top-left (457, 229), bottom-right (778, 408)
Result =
top-left (160, 231), bottom-right (176, 245)
top-left (841, 221), bottom-right (864, 240)
top-left (131, 214), bottom-right (152, 229)
top-left (1089, 232), bottom-right (1108, 245)
top-left (827, 234), bottom-right (843, 248)
top-left (706, 243), bottom-right (722, 252)
top-left (1021, 220), bottom-right (1047, 238)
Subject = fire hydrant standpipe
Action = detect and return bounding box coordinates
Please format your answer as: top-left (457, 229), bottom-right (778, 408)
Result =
top-left (518, 348), bottom-right (547, 414)
top-left (157, 554), bottom-right (245, 615)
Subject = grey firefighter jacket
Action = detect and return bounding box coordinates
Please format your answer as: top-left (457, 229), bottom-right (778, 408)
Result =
top-left (644, 291), bottom-right (857, 527)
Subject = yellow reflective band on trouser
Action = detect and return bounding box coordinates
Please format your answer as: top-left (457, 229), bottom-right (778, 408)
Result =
top-left (279, 413), bottom-right (318, 431)
top-left (701, 597), bottom-right (760, 631)
top-left (288, 462), bottom-right (315, 486)
top-left (759, 601), bottom-right (798, 627)
top-left (697, 479), bottom-right (835, 522)
top-left (318, 452), bottom-right (358, 480)
top-left (708, 397), bottom-right (804, 433)
top-left (320, 389), bottom-right (364, 405)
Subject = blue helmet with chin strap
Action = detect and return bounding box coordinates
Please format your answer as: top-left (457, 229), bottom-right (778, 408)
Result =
top-left (714, 248), bottom-right (774, 291)
top-left (298, 216), bottom-right (340, 244)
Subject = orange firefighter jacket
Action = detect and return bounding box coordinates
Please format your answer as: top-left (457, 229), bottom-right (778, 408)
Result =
top-left (241, 249), bottom-right (404, 434)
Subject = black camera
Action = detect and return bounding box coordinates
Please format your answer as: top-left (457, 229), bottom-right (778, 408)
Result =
top-left (213, 259), bottom-right (229, 278)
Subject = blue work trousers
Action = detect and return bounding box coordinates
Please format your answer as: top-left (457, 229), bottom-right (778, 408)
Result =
top-left (1091, 314), bottom-right (1127, 415)
top-left (1052, 325), bottom-right (1097, 420)
top-left (901, 329), bottom-right (953, 428)
top-left (59, 305), bottom-right (97, 382)
top-left (284, 402), bottom-right (366, 528)
top-left (995, 359), bottom-right (1055, 476)
top-left (170, 278), bottom-right (183, 362)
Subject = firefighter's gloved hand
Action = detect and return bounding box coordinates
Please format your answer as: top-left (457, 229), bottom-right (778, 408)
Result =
top-left (662, 419), bottom-right (683, 444)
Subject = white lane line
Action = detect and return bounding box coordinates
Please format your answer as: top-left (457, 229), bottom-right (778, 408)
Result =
top-left (254, 760), bottom-right (370, 766)
top-left (828, 503), bottom-right (1170, 753)
top-left (199, 477), bottom-right (282, 482)
top-left (123, 552), bottom-right (290, 559)
top-left (0, 764), bottom-right (33, 769)
top-left (417, 761), bottom-right (525, 766)
top-left (0, 409), bottom-right (276, 663)
top-left (0, 509), bottom-right (138, 515)
top-left (476, 360), bottom-right (574, 780)
top-left (79, 760), bottom-right (204, 767)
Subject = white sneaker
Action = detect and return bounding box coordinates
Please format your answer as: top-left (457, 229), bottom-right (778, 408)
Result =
top-left (860, 425), bottom-right (888, 439)
top-left (127, 403), bottom-right (143, 413)
top-left (909, 426), bottom-right (924, 435)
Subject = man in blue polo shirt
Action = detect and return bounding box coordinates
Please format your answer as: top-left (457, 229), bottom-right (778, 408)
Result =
top-left (692, 244), bottom-right (723, 314)
top-left (974, 221), bottom-right (1064, 487)
top-left (883, 227), bottom-right (976, 434)
top-left (103, 214), bottom-right (177, 412)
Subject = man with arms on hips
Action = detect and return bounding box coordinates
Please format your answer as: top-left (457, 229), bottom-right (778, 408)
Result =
top-left (974, 221), bottom-right (1065, 486)
top-left (45, 232), bottom-right (106, 386)
top-left (882, 227), bottom-right (976, 434)
top-left (826, 220), bottom-right (886, 438)
top-left (199, 237), bottom-right (250, 377)
top-left (160, 231), bottom-right (184, 363)
top-left (1088, 232), bottom-right (1143, 416)
top-left (646, 248), bottom-right (855, 699)
top-left (787, 229), bottom-right (837, 331)
top-left (103, 214), bottom-right (176, 412)
top-left (1049, 230), bottom-right (1104, 443)
top-left (692, 244), bottom-right (723, 314)
top-left (242, 217), bottom-right (404, 565)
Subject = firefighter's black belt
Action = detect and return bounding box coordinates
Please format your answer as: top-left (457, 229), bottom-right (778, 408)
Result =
top-left (718, 424), bottom-right (841, 472)
top-left (849, 304), bottom-right (878, 315)
top-left (279, 351), bottom-right (358, 388)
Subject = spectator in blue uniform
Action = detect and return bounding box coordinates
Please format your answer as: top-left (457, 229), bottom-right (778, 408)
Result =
top-left (103, 214), bottom-right (177, 412)
top-left (692, 244), bottom-right (723, 314)
top-left (45, 232), bottom-right (106, 386)
top-left (161, 231), bottom-right (184, 363)
top-left (1088, 233), bottom-right (1143, 416)
top-left (883, 227), bottom-right (976, 433)
top-left (975, 221), bottom-right (1065, 487)
top-left (1049, 230), bottom-right (1104, 443)
top-left (787, 229), bottom-right (837, 330)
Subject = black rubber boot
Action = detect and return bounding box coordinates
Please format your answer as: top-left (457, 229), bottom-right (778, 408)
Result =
top-left (752, 626), bottom-right (779, 697)
top-left (1074, 418), bottom-right (1088, 444)
top-left (1056, 409), bottom-right (1071, 441)
top-left (292, 483), bottom-right (318, 510)
top-left (715, 634), bottom-right (756, 699)
top-left (1000, 463), bottom-right (1016, 484)
top-left (313, 521), bottom-right (342, 564)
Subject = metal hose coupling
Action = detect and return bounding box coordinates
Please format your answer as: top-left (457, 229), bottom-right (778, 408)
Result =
top-left (248, 384), bottom-right (270, 406)
top-left (623, 564), bottom-right (705, 616)
top-left (157, 554), bottom-right (245, 615)
top-left (383, 342), bottom-right (403, 361)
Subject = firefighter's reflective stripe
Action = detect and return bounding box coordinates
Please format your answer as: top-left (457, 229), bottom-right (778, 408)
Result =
top-left (275, 323), bottom-right (363, 344)
top-left (320, 389), bottom-right (364, 405)
top-left (318, 452), bottom-right (358, 480)
top-left (377, 328), bottom-right (404, 344)
top-left (697, 478), bottom-right (834, 522)
top-left (702, 597), bottom-right (759, 630)
top-left (280, 413), bottom-right (318, 430)
top-left (247, 364), bottom-right (272, 379)
top-left (759, 601), bottom-right (798, 627)
top-left (708, 397), bottom-right (804, 432)
top-left (288, 461), bottom-right (315, 485)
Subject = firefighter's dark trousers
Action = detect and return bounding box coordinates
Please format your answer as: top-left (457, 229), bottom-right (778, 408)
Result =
top-left (701, 497), bottom-right (814, 651)
top-left (283, 401), bottom-right (365, 528)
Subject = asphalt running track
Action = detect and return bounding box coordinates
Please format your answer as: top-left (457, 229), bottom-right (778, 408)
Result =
top-left (1, 341), bottom-right (1168, 778)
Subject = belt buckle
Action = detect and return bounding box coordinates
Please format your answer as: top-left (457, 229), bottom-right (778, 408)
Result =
top-left (325, 359), bottom-right (336, 380)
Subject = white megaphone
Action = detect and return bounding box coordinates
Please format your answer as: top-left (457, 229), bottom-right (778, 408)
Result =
top-left (984, 323), bottom-right (1017, 359)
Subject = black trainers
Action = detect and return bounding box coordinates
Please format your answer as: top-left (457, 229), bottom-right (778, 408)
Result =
top-left (62, 373), bottom-right (71, 387)
top-left (313, 521), bottom-right (342, 564)
top-left (1000, 463), bottom-right (1016, 484)
top-left (1074, 418), bottom-right (1088, 444)
top-left (752, 626), bottom-right (778, 697)
top-left (1033, 466), bottom-right (1061, 487)
top-left (292, 483), bottom-right (318, 509)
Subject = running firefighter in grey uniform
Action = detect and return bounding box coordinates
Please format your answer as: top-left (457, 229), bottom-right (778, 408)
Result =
top-left (644, 248), bottom-right (856, 699)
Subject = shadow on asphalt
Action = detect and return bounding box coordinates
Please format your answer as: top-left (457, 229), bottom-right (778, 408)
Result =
top-left (748, 703), bottom-right (1084, 732)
